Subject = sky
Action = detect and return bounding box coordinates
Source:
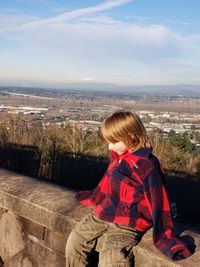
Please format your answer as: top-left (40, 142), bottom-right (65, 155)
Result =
top-left (1, 0), bottom-right (200, 88)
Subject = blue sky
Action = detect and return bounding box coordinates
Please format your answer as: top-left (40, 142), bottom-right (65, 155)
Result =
top-left (1, 0), bottom-right (200, 88)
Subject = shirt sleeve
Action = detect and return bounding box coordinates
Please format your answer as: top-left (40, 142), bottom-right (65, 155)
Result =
top-left (142, 158), bottom-right (191, 260)
top-left (76, 170), bottom-right (110, 206)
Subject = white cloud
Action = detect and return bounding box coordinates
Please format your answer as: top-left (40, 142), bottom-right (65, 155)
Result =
top-left (1, 14), bottom-right (184, 63)
top-left (0, 0), bottom-right (183, 58)
top-left (17, 0), bottom-right (132, 28)
top-left (1, 0), bottom-right (200, 85)
top-left (81, 77), bottom-right (95, 82)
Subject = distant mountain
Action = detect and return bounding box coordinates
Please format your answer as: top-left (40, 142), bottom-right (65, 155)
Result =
top-left (1, 83), bottom-right (200, 97)
top-left (51, 82), bottom-right (200, 96)
top-left (120, 84), bottom-right (200, 96)
top-left (73, 83), bottom-right (200, 96)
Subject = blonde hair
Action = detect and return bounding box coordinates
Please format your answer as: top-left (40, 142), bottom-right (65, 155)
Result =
top-left (101, 110), bottom-right (149, 152)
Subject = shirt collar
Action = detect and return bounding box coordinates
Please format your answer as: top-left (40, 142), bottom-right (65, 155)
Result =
top-left (110, 150), bottom-right (131, 160)
top-left (111, 147), bottom-right (152, 160)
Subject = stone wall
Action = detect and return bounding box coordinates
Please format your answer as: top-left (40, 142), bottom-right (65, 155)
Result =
top-left (0, 168), bottom-right (199, 267)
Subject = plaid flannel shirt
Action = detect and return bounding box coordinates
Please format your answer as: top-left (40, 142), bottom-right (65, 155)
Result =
top-left (77, 147), bottom-right (191, 260)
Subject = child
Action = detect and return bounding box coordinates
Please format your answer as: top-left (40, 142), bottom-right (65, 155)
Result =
top-left (65, 110), bottom-right (191, 267)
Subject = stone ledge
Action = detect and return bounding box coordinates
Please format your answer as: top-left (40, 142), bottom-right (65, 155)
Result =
top-left (0, 168), bottom-right (93, 234)
top-left (0, 168), bottom-right (199, 267)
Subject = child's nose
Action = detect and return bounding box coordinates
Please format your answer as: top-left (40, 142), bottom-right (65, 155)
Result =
top-left (108, 143), bottom-right (113, 150)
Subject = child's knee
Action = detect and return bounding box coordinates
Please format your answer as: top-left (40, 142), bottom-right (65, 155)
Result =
top-left (66, 230), bottom-right (98, 266)
top-left (66, 230), bottom-right (84, 255)
top-left (65, 230), bottom-right (88, 266)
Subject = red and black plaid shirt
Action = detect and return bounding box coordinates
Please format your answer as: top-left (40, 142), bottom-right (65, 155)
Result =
top-left (77, 147), bottom-right (191, 260)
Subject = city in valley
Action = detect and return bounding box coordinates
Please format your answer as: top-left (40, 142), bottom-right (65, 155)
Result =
top-left (0, 86), bottom-right (200, 148)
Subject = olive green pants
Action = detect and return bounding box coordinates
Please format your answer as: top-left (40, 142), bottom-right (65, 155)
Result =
top-left (65, 213), bottom-right (143, 267)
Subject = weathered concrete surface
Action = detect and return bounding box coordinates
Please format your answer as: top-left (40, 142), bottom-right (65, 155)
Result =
top-left (21, 217), bottom-right (67, 255)
top-left (0, 168), bottom-right (93, 234)
top-left (4, 250), bottom-right (34, 267)
top-left (0, 168), bottom-right (199, 267)
top-left (0, 211), bottom-right (25, 261)
top-left (26, 239), bottom-right (66, 267)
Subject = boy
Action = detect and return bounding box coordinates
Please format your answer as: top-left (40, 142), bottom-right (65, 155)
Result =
top-left (65, 110), bottom-right (191, 267)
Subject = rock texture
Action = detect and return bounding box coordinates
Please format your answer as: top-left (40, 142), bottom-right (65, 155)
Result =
top-left (0, 211), bottom-right (25, 262)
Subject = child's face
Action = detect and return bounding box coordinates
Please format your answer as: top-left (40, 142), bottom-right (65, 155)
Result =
top-left (108, 141), bottom-right (128, 155)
